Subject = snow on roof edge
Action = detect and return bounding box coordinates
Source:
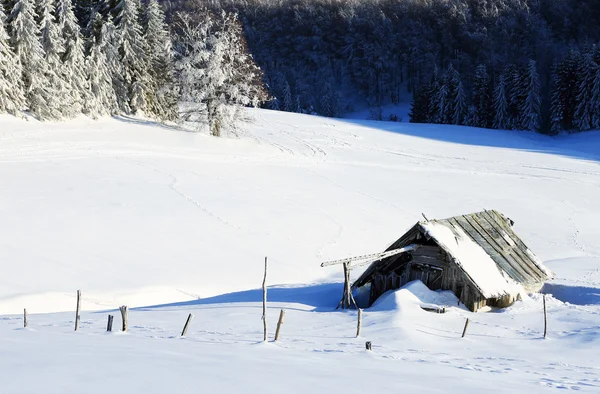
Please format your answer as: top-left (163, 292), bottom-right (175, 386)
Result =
top-left (421, 221), bottom-right (522, 299)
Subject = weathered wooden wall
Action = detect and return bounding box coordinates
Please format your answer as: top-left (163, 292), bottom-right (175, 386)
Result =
top-left (365, 244), bottom-right (498, 312)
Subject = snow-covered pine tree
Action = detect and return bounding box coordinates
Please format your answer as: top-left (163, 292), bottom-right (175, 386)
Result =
top-left (452, 80), bottom-right (467, 125)
top-left (409, 84), bottom-right (430, 123)
top-left (115, 0), bottom-right (153, 115)
top-left (102, 14), bottom-right (129, 113)
top-left (471, 64), bottom-right (491, 128)
top-left (39, 0), bottom-right (69, 116)
top-left (143, 0), bottom-right (177, 121)
top-left (591, 61), bottom-right (600, 130)
top-left (85, 17), bottom-right (117, 117)
top-left (505, 64), bottom-right (523, 130)
top-left (492, 73), bottom-right (509, 130)
top-left (56, 0), bottom-right (89, 117)
top-left (268, 97), bottom-right (280, 110)
top-left (549, 62), bottom-right (563, 134)
top-left (10, 0), bottom-right (60, 119)
top-left (175, 10), bottom-right (267, 136)
top-left (550, 50), bottom-right (581, 133)
top-left (0, 2), bottom-right (25, 114)
top-left (432, 81), bottom-right (447, 124)
top-left (441, 63), bottom-right (467, 124)
top-left (295, 95), bottom-right (301, 113)
top-left (282, 80), bottom-right (293, 112)
top-left (319, 81), bottom-right (333, 117)
top-left (573, 53), bottom-right (598, 131)
top-left (520, 60), bottom-right (541, 131)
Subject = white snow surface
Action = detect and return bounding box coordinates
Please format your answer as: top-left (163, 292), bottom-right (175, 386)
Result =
top-left (1, 109), bottom-right (600, 393)
top-left (422, 221), bottom-right (522, 298)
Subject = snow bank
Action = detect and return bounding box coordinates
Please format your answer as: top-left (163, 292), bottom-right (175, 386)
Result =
top-left (422, 222), bottom-right (522, 298)
top-left (370, 280), bottom-right (458, 312)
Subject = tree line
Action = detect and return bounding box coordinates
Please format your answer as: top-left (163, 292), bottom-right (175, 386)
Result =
top-left (0, 0), bottom-right (265, 136)
top-left (2, 0), bottom-right (599, 135)
top-left (164, 0), bottom-right (600, 134)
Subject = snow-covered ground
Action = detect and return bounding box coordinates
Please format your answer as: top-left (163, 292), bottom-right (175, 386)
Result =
top-left (1, 109), bottom-right (599, 392)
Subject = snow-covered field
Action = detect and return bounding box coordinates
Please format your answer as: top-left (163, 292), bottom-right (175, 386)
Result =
top-left (1, 109), bottom-right (599, 392)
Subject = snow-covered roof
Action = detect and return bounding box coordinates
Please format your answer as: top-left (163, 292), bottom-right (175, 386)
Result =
top-left (421, 221), bottom-right (520, 298)
top-left (353, 210), bottom-right (553, 299)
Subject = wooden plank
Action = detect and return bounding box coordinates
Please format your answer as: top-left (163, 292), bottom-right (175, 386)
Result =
top-left (321, 245), bottom-right (419, 268)
top-left (74, 290), bottom-right (81, 332)
top-left (458, 215), bottom-right (532, 283)
top-left (473, 213), bottom-right (541, 281)
top-left (482, 210), bottom-right (547, 280)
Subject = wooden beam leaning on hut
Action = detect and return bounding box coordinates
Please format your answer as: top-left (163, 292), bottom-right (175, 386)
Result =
top-left (321, 245), bottom-right (420, 309)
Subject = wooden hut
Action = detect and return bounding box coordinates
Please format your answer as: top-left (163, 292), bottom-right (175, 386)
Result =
top-left (351, 210), bottom-right (553, 312)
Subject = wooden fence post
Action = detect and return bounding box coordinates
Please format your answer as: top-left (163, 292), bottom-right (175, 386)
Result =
top-left (107, 315), bottom-right (114, 332)
top-left (74, 290), bottom-right (81, 331)
top-left (262, 256), bottom-right (268, 342)
top-left (23, 308), bottom-right (28, 328)
top-left (461, 318), bottom-right (470, 338)
top-left (543, 294), bottom-right (547, 339)
top-left (119, 305), bottom-right (128, 332)
top-left (365, 341), bottom-right (372, 351)
top-left (181, 313), bottom-right (194, 337)
top-left (274, 309), bottom-right (285, 342)
top-left (356, 308), bottom-right (363, 338)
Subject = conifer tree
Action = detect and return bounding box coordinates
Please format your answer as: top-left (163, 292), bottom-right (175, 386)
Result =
top-left (493, 73), bottom-right (509, 130)
top-left (550, 50), bottom-right (581, 133)
top-left (102, 14), bottom-right (129, 113)
top-left (0, 3), bottom-right (25, 114)
top-left (175, 11), bottom-right (267, 136)
top-left (39, 0), bottom-right (69, 116)
top-left (282, 80), bottom-right (293, 112)
top-left (115, 0), bottom-right (153, 114)
top-left (471, 64), bottom-right (491, 128)
top-left (56, 0), bottom-right (89, 117)
top-left (504, 65), bottom-right (522, 130)
top-left (86, 17), bottom-right (117, 117)
top-left (452, 80), bottom-right (467, 125)
top-left (573, 54), bottom-right (598, 131)
top-left (520, 60), bottom-right (541, 131)
top-left (144, 0), bottom-right (177, 120)
top-left (10, 0), bottom-right (59, 119)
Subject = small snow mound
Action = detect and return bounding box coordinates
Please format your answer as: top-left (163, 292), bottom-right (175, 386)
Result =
top-left (370, 280), bottom-right (458, 312)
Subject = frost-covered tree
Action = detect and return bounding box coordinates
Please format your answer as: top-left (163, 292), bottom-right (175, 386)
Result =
top-left (115, 0), bottom-right (153, 114)
top-left (471, 64), bottom-right (491, 128)
top-left (102, 14), bottom-right (129, 113)
top-left (550, 50), bottom-right (580, 133)
top-left (0, 3), bottom-right (25, 114)
top-left (175, 11), bottom-right (267, 136)
top-left (10, 0), bottom-right (60, 119)
top-left (39, 0), bottom-right (69, 115)
top-left (268, 96), bottom-right (280, 110)
top-left (451, 80), bottom-right (467, 125)
top-left (282, 80), bottom-right (293, 112)
top-left (56, 0), bottom-right (89, 117)
top-left (144, 0), bottom-right (177, 121)
top-left (493, 73), bottom-right (509, 130)
top-left (520, 60), bottom-right (541, 131)
top-left (85, 17), bottom-right (117, 117)
top-left (573, 54), bottom-right (599, 131)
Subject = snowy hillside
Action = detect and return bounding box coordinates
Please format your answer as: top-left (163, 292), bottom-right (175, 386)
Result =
top-left (1, 109), bottom-right (599, 392)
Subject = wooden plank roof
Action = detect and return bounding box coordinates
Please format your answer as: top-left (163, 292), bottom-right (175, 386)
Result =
top-left (352, 210), bottom-right (553, 295)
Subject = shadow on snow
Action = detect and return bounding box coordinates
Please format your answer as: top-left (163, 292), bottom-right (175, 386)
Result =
top-left (336, 117), bottom-right (600, 163)
top-left (127, 283), bottom-right (343, 313)
top-left (543, 283), bottom-right (600, 305)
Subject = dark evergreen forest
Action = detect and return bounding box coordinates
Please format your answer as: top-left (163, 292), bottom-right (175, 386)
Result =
top-left (158, 0), bottom-right (600, 134)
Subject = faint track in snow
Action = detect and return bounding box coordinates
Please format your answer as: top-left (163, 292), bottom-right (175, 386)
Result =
top-left (116, 157), bottom-right (246, 232)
